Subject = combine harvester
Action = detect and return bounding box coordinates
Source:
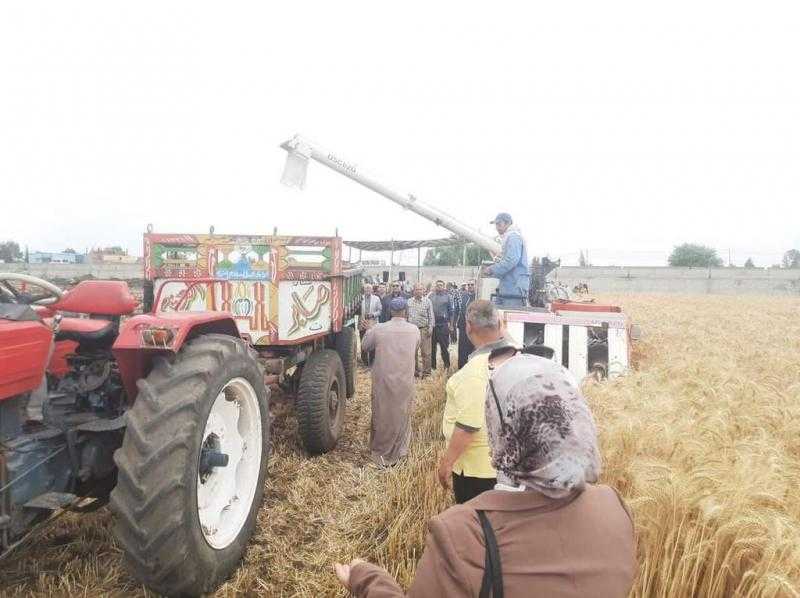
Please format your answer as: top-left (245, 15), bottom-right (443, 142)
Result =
top-left (280, 134), bottom-right (635, 380)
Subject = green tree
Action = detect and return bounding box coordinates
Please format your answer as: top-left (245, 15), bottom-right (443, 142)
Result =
top-left (63, 248), bottom-right (76, 253)
top-left (668, 243), bottom-right (723, 268)
top-left (424, 243), bottom-right (490, 266)
top-left (781, 249), bottom-right (800, 269)
top-left (744, 257), bottom-right (755, 268)
top-left (0, 240), bottom-right (22, 262)
top-left (578, 250), bottom-right (588, 267)
top-left (100, 246), bottom-right (126, 255)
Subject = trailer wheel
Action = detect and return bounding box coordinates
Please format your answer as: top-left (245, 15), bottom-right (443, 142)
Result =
top-left (110, 334), bottom-right (269, 597)
top-left (296, 349), bottom-right (345, 455)
top-left (590, 362), bottom-right (608, 381)
top-left (333, 326), bottom-right (357, 398)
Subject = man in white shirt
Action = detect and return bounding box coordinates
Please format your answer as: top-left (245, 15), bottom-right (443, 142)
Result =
top-left (406, 283), bottom-right (435, 378)
top-left (360, 282), bottom-right (382, 365)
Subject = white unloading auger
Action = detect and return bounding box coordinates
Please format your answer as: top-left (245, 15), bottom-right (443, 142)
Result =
top-left (279, 134), bottom-right (502, 257)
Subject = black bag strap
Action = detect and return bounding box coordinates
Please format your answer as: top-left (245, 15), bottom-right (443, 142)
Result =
top-left (477, 510), bottom-right (504, 598)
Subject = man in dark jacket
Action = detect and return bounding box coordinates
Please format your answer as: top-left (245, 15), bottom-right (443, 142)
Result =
top-left (380, 282), bottom-right (405, 323)
top-left (456, 281), bottom-right (476, 369)
top-left (429, 280), bottom-right (453, 370)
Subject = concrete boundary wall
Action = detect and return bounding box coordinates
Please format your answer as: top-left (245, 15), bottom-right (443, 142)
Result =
top-left (0, 262), bottom-right (143, 281)
top-left (1, 263), bottom-right (798, 295)
top-left (551, 266), bottom-right (800, 296)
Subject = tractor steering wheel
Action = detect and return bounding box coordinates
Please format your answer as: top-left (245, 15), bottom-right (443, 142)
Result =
top-left (0, 273), bottom-right (64, 306)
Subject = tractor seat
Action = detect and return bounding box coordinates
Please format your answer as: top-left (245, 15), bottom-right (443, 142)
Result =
top-left (54, 317), bottom-right (119, 349)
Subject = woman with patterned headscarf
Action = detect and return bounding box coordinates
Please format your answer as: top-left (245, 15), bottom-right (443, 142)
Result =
top-left (335, 353), bottom-right (636, 597)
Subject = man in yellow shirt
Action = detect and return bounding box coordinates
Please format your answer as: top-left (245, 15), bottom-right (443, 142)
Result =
top-left (437, 299), bottom-right (515, 503)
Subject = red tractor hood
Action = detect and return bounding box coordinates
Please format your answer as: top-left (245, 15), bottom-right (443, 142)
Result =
top-left (0, 317), bottom-right (52, 402)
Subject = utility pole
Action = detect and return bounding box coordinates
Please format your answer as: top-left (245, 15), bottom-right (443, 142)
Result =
top-left (389, 240), bottom-right (395, 283)
top-left (462, 244), bottom-right (468, 284)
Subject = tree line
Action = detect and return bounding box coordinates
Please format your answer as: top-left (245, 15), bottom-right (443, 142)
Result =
top-left (667, 243), bottom-right (800, 269)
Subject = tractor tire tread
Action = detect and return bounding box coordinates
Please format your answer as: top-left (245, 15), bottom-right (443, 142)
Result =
top-left (110, 334), bottom-right (268, 596)
top-left (296, 349), bottom-right (345, 455)
top-left (333, 326), bottom-right (357, 398)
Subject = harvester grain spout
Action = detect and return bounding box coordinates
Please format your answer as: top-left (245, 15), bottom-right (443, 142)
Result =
top-left (280, 134), bottom-right (502, 256)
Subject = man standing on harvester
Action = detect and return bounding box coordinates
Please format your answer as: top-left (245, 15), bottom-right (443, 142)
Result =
top-left (482, 212), bottom-right (530, 307)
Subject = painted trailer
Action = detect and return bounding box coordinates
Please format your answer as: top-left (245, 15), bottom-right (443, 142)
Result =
top-left (142, 231), bottom-right (363, 454)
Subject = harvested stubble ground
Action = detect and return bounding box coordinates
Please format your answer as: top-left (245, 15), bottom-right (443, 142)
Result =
top-left (1, 294), bottom-right (799, 597)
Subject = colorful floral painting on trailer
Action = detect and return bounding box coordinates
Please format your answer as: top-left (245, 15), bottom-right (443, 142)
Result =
top-left (143, 233), bottom-right (347, 345)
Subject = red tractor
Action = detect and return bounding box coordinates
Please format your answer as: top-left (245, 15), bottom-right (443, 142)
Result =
top-left (0, 273), bottom-right (270, 596)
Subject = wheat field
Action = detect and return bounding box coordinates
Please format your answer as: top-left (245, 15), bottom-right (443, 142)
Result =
top-left (1, 294), bottom-right (799, 597)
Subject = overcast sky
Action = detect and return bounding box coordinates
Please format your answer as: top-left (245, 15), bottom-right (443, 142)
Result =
top-left (1, 2), bottom-right (797, 267)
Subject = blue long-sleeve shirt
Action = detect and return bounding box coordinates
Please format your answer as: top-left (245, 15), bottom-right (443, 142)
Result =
top-left (487, 229), bottom-right (530, 299)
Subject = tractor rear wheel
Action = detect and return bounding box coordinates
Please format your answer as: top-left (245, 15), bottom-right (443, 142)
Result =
top-left (110, 334), bottom-right (269, 596)
top-left (333, 326), bottom-right (357, 398)
top-left (296, 349), bottom-right (345, 455)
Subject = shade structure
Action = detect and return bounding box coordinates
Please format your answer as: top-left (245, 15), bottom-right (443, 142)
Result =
top-left (345, 237), bottom-right (470, 283)
top-left (343, 237), bottom-right (463, 252)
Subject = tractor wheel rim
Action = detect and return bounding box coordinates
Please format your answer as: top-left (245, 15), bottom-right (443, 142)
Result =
top-left (197, 377), bottom-right (262, 550)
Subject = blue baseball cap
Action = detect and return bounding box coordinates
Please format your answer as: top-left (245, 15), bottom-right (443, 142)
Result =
top-left (490, 212), bottom-right (513, 224)
top-left (390, 296), bottom-right (407, 311)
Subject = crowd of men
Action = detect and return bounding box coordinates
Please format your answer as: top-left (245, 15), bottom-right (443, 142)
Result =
top-left (359, 278), bottom-right (476, 373)
top-left (340, 213), bottom-right (637, 597)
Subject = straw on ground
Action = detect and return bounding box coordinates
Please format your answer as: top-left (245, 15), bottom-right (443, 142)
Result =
top-left (1, 294), bottom-right (799, 597)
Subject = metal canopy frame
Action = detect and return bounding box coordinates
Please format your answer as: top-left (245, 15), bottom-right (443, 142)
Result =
top-left (344, 238), bottom-right (468, 283)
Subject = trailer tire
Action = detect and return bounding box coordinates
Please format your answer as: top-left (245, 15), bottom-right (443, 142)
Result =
top-left (590, 362), bottom-right (608, 381)
top-left (296, 349), bottom-right (345, 455)
top-left (333, 326), bottom-right (357, 398)
top-left (110, 334), bottom-right (270, 597)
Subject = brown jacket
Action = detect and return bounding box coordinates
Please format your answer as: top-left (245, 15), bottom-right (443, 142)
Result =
top-left (350, 484), bottom-right (636, 598)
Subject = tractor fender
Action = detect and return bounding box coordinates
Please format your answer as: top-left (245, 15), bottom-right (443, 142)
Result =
top-left (113, 312), bottom-right (241, 402)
